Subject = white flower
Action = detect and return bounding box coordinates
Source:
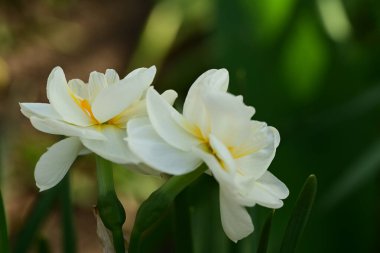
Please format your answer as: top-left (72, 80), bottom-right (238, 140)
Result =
top-left (127, 69), bottom-right (289, 242)
top-left (20, 66), bottom-right (176, 191)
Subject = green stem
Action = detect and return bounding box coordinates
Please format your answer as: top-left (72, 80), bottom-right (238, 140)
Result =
top-left (95, 156), bottom-right (126, 253)
top-left (60, 174), bottom-right (76, 253)
top-left (0, 188), bottom-right (9, 253)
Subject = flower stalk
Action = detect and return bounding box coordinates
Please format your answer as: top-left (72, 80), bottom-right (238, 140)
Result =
top-left (95, 155), bottom-right (126, 253)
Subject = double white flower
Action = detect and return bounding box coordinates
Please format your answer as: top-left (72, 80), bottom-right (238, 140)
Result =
top-left (127, 69), bottom-right (289, 242)
top-left (20, 66), bottom-right (176, 191)
top-left (21, 66), bottom-right (288, 242)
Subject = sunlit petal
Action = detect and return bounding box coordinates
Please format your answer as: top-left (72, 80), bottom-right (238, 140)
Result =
top-left (105, 69), bottom-right (120, 85)
top-left (161, 89), bottom-right (178, 105)
top-left (68, 79), bottom-right (89, 100)
top-left (202, 91), bottom-right (255, 147)
top-left (88, 71), bottom-right (108, 102)
top-left (183, 69), bottom-right (229, 136)
top-left (30, 116), bottom-right (105, 140)
top-left (92, 66), bottom-right (156, 123)
top-left (46, 67), bottom-right (92, 126)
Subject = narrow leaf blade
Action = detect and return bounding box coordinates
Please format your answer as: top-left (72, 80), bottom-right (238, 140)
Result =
top-left (13, 187), bottom-right (59, 253)
top-left (256, 210), bottom-right (274, 253)
top-left (280, 174), bottom-right (317, 253)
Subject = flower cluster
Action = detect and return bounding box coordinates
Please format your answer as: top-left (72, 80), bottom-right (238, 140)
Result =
top-left (20, 66), bottom-right (288, 242)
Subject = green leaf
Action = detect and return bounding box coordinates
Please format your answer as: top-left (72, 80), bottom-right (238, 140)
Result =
top-left (0, 188), bottom-right (9, 253)
top-left (13, 186), bottom-right (59, 253)
top-left (174, 190), bottom-right (193, 253)
top-left (128, 165), bottom-right (206, 253)
top-left (256, 210), bottom-right (274, 253)
top-left (280, 174), bottom-right (317, 253)
top-left (60, 174), bottom-right (76, 253)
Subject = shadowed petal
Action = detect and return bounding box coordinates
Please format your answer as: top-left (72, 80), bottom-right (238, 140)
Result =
top-left (235, 123), bottom-right (280, 180)
top-left (35, 137), bottom-right (82, 191)
top-left (219, 190), bottom-right (254, 242)
top-left (244, 171), bottom-right (289, 209)
top-left (146, 87), bottom-right (200, 151)
top-left (81, 126), bottom-right (139, 164)
top-left (127, 117), bottom-right (202, 175)
top-left (20, 103), bottom-right (60, 120)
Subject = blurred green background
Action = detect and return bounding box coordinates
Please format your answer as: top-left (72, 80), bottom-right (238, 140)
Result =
top-left (0, 0), bottom-right (379, 252)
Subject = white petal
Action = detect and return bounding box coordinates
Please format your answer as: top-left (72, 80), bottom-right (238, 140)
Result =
top-left (219, 190), bottom-right (254, 242)
top-left (193, 144), bottom-right (255, 207)
top-left (186, 69), bottom-right (229, 98)
top-left (235, 122), bottom-right (279, 180)
top-left (110, 100), bottom-right (147, 128)
top-left (183, 69), bottom-right (229, 136)
top-left (30, 116), bottom-right (105, 140)
top-left (161, 89), bottom-right (178, 105)
top-left (105, 69), bottom-right (120, 85)
top-left (68, 79), bottom-right (89, 100)
top-left (202, 91), bottom-right (255, 148)
top-left (271, 127), bottom-right (280, 148)
top-left (256, 171), bottom-right (289, 199)
top-left (127, 117), bottom-right (202, 175)
top-left (20, 103), bottom-right (61, 119)
top-left (46, 67), bottom-right (92, 126)
top-left (209, 134), bottom-right (236, 173)
top-left (88, 71), bottom-right (108, 102)
top-left (81, 126), bottom-right (139, 164)
top-left (146, 87), bottom-right (200, 151)
top-left (192, 146), bottom-right (233, 187)
top-left (112, 89), bottom-right (177, 127)
top-left (35, 137), bottom-right (82, 191)
top-left (244, 171), bottom-right (289, 209)
top-left (92, 66), bottom-right (156, 123)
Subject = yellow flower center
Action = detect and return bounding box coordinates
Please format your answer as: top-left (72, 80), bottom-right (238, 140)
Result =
top-left (79, 99), bottom-right (99, 124)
